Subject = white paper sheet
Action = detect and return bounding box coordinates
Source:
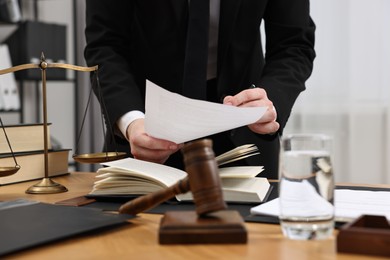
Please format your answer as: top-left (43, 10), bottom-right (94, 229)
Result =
top-left (0, 44), bottom-right (20, 110)
top-left (145, 80), bottom-right (267, 144)
top-left (278, 179), bottom-right (334, 217)
top-left (250, 189), bottom-right (390, 222)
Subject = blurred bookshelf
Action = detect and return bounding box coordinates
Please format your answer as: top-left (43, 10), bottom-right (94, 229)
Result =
top-left (0, 0), bottom-right (78, 171)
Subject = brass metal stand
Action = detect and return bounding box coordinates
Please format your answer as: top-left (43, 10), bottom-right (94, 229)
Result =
top-left (0, 52), bottom-right (127, 193)
top-left (0, 116), bottom-right (20, 177)
top-left (25, 177), bottom-right (68, 194)
top-left (0, 53), bottom-right (98, 194)
top-left (25, 56), bottom-right (67, 193)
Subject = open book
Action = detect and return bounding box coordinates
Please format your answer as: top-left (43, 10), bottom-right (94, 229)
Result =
top-left (89, 145), bottom-right (271, 203)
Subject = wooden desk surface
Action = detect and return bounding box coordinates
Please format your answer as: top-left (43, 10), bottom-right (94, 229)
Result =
top-left (0, 173), bottom-right (388, 260)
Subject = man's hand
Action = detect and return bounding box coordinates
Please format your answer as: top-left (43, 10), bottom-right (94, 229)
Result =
top-left (223, 87), bottom-right (280, 135)
top-left (126, 119), bottom-right (182, 164)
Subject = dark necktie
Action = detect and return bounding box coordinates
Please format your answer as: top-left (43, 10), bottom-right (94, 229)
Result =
top-left (182, 0), bottom-right (210, 100)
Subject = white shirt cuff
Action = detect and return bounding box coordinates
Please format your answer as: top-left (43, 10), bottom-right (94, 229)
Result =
top-left (117, 110), bottom-right (145, 140)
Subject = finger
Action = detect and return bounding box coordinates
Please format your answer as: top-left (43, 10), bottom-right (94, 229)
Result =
top-left (234, 98), bottom-right (273, 108)
top-left (141, 135), bottom-right (179, 150)
top-left (256, 106), bottom-right (277, 123)
top-left (128, 118), bottom-right (174, 150)
top-left (223, 95), bottom-right (233, 105)
top-left (228, 88), bottom-right (268, 106)
top-left (131, 136), bottom-right (177, 153)
top-left (131, 135), bottom-right (180, 162)
top-left (127, 118), bottom-right (181, 164)
top-left (249, 121), bottom-right (280, 135)
top-left (132, 146), bottom-right (173, 164)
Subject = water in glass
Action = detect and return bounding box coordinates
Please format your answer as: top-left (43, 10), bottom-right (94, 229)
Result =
top-left (279, 135), bottom-right (335, 240)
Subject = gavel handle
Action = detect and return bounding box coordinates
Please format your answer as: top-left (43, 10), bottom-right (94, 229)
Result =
top-left (119, 178), bottom-right (190, 215)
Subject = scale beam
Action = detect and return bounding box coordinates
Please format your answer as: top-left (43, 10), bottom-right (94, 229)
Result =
top-left (0, 53), bottom-right (125, 193)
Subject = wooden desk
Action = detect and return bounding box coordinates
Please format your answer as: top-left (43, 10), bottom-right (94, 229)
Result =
top-left (0, 173), bottom-right (387, 260)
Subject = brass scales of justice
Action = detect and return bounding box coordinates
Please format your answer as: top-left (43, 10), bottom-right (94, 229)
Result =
top-left (0, 53), bottom-right (126, 194)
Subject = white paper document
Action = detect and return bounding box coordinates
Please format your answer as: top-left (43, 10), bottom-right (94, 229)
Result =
top-left (0, 44), bottom-right (20, 110)
top-left (278, 180), bottom-right (334, 217)
top-left (250, 189), bottom-right (390, 222)
top-left (145, 80), bottom-right (267, 144)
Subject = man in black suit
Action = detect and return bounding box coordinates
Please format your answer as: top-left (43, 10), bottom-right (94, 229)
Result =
top-left (84, 0), bottom-right (316, 179)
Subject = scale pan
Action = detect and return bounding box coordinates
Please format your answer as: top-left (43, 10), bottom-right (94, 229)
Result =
top-left (73, 152), bottom-right (127, 164)
top-left (0, 166), bottom-right (20, 177)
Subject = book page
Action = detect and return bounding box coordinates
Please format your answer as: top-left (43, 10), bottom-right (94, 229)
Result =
top-left (177, 177), bottom-right (270, 203)
top-left (91, 176), bottom-right (167, 195)
top-left (216, 144), bottom-right (260, 166)
top-left (219, 166), bottom-right (264, 178)
top-left (100, 159), bottom-right (263, 181)
top-left (99, 158), bottom-right (187, 187)
top-left (145, 80), bottom-right (267, 144)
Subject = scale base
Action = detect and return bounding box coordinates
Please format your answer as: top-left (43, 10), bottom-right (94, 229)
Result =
top-left (26, 177), bottom-right (68, 194)
top-left (159, 210), bottom-right (247, 244)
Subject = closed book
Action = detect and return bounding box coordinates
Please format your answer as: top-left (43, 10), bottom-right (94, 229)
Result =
top-left (0, 149), bottom-right (70, 185)
top-left (0, 123), bottom-right (51, 154)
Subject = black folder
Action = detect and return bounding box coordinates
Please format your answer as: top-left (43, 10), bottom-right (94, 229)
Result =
top-left (84, 183), bottom-right (390, 228)
top-left (0, 200), bottom-right (131, 257)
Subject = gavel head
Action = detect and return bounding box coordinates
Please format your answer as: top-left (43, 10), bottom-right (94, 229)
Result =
top-left (181, 139), bottom-right (227, 216)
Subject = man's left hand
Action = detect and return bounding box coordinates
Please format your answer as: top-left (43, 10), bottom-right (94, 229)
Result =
top-left (223, 87), bottom-right (280, 135)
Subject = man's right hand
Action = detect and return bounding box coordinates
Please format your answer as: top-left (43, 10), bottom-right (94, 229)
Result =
top-left (126, 119), bottom-right (182, 164)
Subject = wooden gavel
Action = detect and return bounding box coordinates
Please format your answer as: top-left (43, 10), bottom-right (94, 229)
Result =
top-left (119, 139), bottom-right (227, 216)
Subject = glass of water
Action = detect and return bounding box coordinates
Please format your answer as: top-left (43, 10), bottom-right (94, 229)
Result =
top-left (279, 134), bottom-right (335, 240)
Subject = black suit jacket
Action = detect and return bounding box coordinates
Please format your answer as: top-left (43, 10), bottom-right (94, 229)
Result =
top-left (84, 0), bottom-right (316, 179)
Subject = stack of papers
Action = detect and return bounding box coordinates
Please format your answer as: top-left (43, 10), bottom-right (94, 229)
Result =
top-left (251, 189), bottom-right (390, 222)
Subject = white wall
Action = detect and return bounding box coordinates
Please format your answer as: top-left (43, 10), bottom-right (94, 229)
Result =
top-left (285, 0), bottom-right (390, 184)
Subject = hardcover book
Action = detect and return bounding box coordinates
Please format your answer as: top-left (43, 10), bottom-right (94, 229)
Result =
top-left (0, 149), bottom-right (70, 185)
top-left (0, 123), bottom-right (52, 154)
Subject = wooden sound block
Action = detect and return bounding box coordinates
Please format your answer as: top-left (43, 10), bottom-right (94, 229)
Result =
top-left (337, 215), bottom-right (390, 257)
top-left (159, 210), bottom-right (247, 244)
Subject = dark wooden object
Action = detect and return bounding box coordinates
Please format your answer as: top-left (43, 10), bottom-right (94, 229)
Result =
top-left (119, 139), bottom-right (227, 215)
top-left (159, 210), bottom-right (247, 244)
top-left (181, 139), bottom-right (227, 215)
top-left (337, 215), bottom-right (390, 257)
top-left (158, 139), bottom-right (246, 244)
top-left (119, 178), bottom-right (190, 215)
top-left (119, 139), bottom-right (247, 244)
